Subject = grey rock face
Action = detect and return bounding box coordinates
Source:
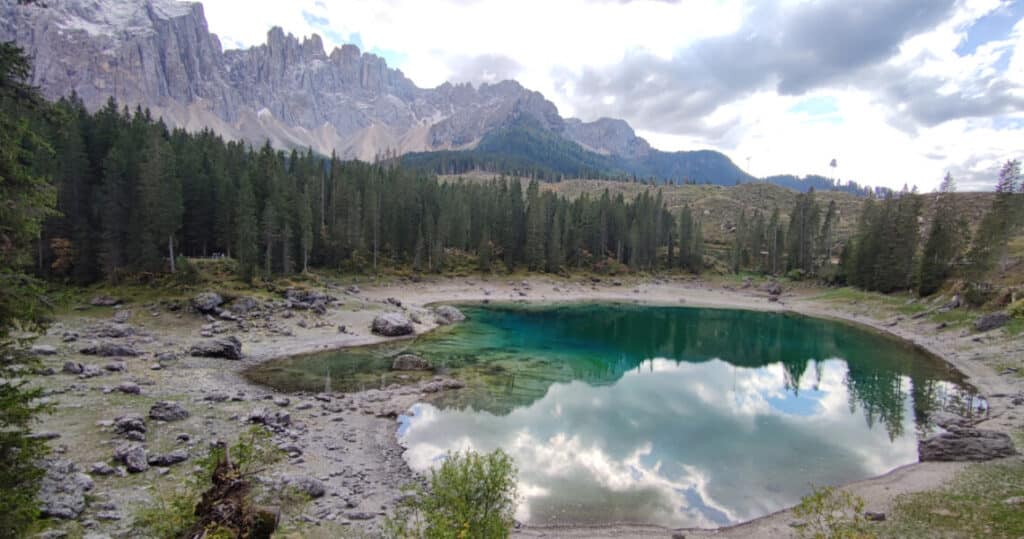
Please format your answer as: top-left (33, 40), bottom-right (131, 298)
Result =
top-left (189, 336), bottom-right (242, 359)
top-left (38, 459), bottom-right (94, 519)
top-left (88, 295), bottom-right (120, 307)
top-left (563, 117), bottom-right (652, 160)
top-left (371, 312), bottom-right (414, 337)
top-left (392, 353), bottom-right (431, 371)
top-left (0, 0), bottom-right (619, 162)
top-left (918, 426), bottom-right (1018, 461)
top-left (149, 401), bottom-right (189, 422)
top-left (113, 443), bottom-right (149, 473)
top-left (975, 312), bottom-right (1010, 332)
top-left (433, 305), bottom-right (466, 325)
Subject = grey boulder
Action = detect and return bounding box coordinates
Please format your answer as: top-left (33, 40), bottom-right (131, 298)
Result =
top-left (191, 292), bottom-right (224, 314)
top-left (919, 426), bottom-right (1018, 461)
top-left (371, 312), bottom-right (414, 337)
top-left (149, 401), bottom-right (189, 422)
top-left (975, 312), bottom-right (1010, 333)
top-left (434, 305), bottom-right (466, 325)
top-left (189, 336), bottom-right (242, 359)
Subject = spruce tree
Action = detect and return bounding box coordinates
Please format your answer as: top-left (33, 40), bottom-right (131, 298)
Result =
top-left (235, 174), bottom-right (259, 283)
top-left (918, 174), bottom-right (961, 296)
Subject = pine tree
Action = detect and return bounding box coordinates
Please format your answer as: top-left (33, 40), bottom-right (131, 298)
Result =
top-left (235, 174), bottom-right (258, 283)
top-left (967, 160), bottom-right (1022, 279)
top-left (0, 42), bottom-right (58, 536)
top-left (918, 174), bottom-right (961, 296)
top-left (298, 189), bottom-right (313, 273)
top-left (138, 131), bottom-right (182, 272)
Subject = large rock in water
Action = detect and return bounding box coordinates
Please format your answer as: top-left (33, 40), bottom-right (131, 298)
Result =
top-left (189, 336), bottom-right (242, 359)
top-left (37, 459), bottom-right (94, 519)
top-left (919, 426), bottom-right (1018, 461)
top-left (192, 292), bottom-right (224, 314)
top-left (434, 305), bottom-right (466, 325)
top-left (371, 312), bottom-right (414, 337)
top-left (392, 353), bottom-right (431, 371)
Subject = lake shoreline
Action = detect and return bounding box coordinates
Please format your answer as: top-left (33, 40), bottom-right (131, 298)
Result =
top-left (29, 275), bottom-right (1022, 538)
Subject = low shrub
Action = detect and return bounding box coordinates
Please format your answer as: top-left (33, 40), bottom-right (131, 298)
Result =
top-left (385, 449), bottom-right (518, 539)
top-left (792, 485), bottom-right (874, 539)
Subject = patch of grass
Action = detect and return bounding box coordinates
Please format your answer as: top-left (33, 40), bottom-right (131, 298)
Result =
top-left (878, 458), bottom-right (1024, 539)
top-left (811, 287), bottom-right (926, 318)
top-left (1006, 317), bottom-right (1024, 336)
top-left (928, 308), bottom-right (975, 328)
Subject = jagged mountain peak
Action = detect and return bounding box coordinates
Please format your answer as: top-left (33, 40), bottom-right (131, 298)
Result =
top-left (0, 0), bottom-right (765, 187)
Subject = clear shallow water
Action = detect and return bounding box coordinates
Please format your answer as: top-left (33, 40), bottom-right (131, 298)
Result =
top-left (247, 303), bottom-right (984, 528)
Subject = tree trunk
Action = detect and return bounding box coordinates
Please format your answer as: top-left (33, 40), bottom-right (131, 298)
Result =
top-left (168, 235), bottom-right (176, 273)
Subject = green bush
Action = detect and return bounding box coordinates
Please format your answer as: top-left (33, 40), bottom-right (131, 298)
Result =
top-left (174, 255), bottom-right (201, 286)
top-left (385, 449), bottom-right (518, 539)
top-left (1009, 299), bottom-right (1024, 319)
top-left (793, 485), bottom-right (874, 539)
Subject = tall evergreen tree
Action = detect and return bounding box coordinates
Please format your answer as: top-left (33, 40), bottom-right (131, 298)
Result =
top-left (918, 174), bottom-right (962, 296)
top-left (235, 174), bottom-right (258, 283)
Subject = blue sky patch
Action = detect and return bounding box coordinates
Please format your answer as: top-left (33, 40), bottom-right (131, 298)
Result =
top-left (371, 47), bottom-right (409, 68)
top-left (956, 1), bottom-right (1023, 56)
top-left (789, 96), bottom-right (839, 116)
top-left (301, 10), bottom-right (329, 28)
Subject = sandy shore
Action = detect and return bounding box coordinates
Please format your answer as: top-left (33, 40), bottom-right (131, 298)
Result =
top-left (29, 275), bottom-right (1023, 538)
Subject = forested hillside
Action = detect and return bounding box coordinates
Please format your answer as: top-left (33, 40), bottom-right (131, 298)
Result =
top-left (27, 93), bottom-right (1024, 299)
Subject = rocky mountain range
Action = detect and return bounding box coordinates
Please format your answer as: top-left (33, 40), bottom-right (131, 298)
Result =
top-left (2, 0), bottom-right (858, 190)
top-left (0, 0), bottom-right (637, 158)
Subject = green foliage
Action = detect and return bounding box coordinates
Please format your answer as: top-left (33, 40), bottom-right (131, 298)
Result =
top-left (793, 485), bottom-right (874, 539)
top-left (385, 449), bottom-right (518, 539)
top-left (963, 282), bottom-right (996, 307)
top-left (847, 189), bottom-right (922, 293)
top-left (133, 427), bottom-right (285, 539)
top-left (917, 174), bottom-right (964, 296)
top-left (1009, 299), bottom-right (1024, 319)
top-left (966, 160), bottom-right (1022, 280)
top-left (174, 255), bottom-right (201, 285)
top-left (0, 41), bottom-right (57, 538)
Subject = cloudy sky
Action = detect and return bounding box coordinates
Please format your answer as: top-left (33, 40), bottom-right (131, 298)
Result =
top-left (199, 0), bottom-right (1024, 191)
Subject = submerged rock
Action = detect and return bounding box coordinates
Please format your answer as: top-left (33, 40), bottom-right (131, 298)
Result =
top-left (918, 426), bottom-right (1017, 461)
top-left (392, 354), bottom-right (431, 371)
top-left (434, 305), bottom-right (466, 325)
top-left (371, 312), bottom-right (414, 337)
top-left (189, 336), bottom-right (242, 360)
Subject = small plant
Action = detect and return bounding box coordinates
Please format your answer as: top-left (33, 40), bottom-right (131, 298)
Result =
top-left (385, 449), bottom-right (518, 539)
top-left (792, 485), bottom-right (874, 539)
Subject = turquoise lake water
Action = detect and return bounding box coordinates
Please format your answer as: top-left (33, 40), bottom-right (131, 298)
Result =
top-left (247, 303), bottom-right (984, 528)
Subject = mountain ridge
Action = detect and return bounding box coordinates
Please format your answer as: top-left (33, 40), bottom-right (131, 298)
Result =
top-left (1, 0), bottom-right (867, 192)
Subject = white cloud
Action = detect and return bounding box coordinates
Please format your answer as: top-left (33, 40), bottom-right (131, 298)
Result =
top-left (197, 0), bottom-right (1023, 191)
